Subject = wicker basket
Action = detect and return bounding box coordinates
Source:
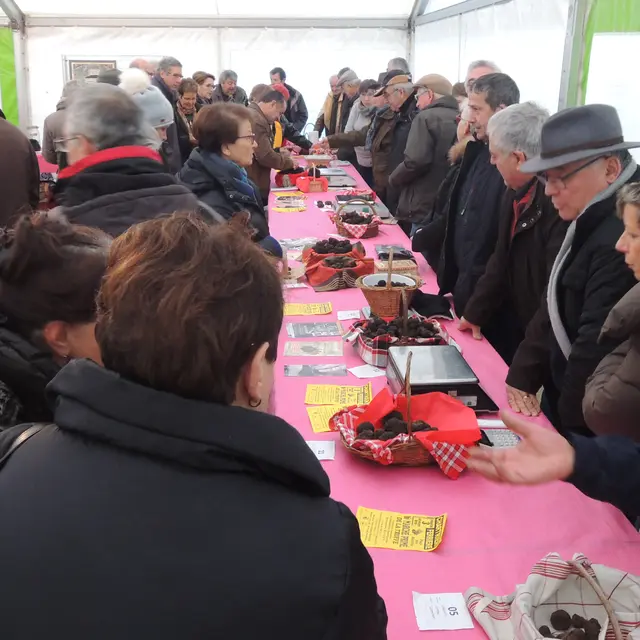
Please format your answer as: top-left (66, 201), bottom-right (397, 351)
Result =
top-left (333, 199), bottom-right (380, 239)
top-left (338, 352), bottom-right (433, 466)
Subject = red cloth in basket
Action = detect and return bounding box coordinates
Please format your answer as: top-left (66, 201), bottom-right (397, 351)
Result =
top-left (330, 389), bottom-right (480, 478)
top-left (305, 258), bottom-right (375, 291)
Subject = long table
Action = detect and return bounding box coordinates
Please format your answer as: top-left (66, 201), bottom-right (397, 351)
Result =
top-left (268, 165), bottom-right (640, 640)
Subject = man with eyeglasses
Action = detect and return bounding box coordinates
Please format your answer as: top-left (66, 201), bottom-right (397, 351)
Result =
top-left (152, 56), bottom-right (184, 173)
top-left (505, 104), bottom-right (640, 437)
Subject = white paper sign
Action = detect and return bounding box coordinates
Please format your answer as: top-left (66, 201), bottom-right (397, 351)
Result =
top-left (306, 441), bottom-right (336, 461)
top-left (283, 282), bottom-right (307, 289)
top-left (338, 310), bottom-right (361, 321)
top-left (412, 592), bottom-right (474, 631)
top-left (349, 364), bottom-right (386, 379)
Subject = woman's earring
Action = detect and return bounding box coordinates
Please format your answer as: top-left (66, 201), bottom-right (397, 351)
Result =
top-left (249, 398), bottom-right (262, 408)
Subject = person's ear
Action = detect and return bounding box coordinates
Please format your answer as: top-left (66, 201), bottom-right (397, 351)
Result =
top-left (605, 155), bottom-right (623, 183)
top-left (243, 342), bottom-right (270, 408)
top-left (221, 142), bottom-right (232, 158)
top-left (513, 150), bottom-right (527, 168)
top-left (42, 320), bottom-right (71, 360)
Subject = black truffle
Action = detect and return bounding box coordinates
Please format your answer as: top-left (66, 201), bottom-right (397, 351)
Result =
top-left (382, 410), bottom-right (403, 425)
top-left (550, 611), bottom-right (572, 632)
top-left (378, 430), bottom-right (396, 441)
top-left (583, 619), bottom-right (601, 640)
top-left (385, 418), bottom-right (408, 434)
top-left (571, 615), bottom-right (586, 630)
top-left (357, 422), bottom-right (375, 435)
top-left (373, 430), bottom-right (385, 439)
top-left (564, 630), bottom-right (586, 640)
top-left (539, 626), bottom-right (553, 638)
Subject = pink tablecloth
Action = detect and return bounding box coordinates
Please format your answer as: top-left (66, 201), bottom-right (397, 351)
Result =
top-left (268, 166), bottom-right (640, 640)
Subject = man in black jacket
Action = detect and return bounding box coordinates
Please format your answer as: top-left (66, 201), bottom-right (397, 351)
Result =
top-left (152, 56), bottom-right (184, 173)
top-left (459, 102), bottom-right (568, 375)
top-left (388, 74), bottom-right (458, 233)
top-left (426, 73), bottom-right (520, 316)
top-left (506, 104), bottom-right (640, 435)
top-left (51, 83), bottom-right (198, 237)
top-left (270, 66), bottom-right (308, 133)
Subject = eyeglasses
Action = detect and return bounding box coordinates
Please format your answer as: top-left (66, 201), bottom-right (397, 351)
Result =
top-left (54, 136), bottom-right (80, 152)
top-left (237, 134), bottom-right (256, 142)
top-left (536, 156), bottom-right (603, 189)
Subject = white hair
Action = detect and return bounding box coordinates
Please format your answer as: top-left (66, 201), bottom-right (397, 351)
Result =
top-left (219, 70), bottom-right (238, 83)
top-left (487, 101), bottom-right (549, 158)
top-left (391, 82), bottom-right (414, 95)
top-left (467, 59), bottom-right (501, 75)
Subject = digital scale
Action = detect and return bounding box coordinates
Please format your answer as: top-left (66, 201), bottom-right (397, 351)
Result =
top-left (386, 345), bottom-right (499, 413)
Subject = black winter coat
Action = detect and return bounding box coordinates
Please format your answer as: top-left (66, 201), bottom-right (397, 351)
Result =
top-left (388, 95), bottom-right (458, 224)
top-left (53, 147), bottom-right (199, 238)
top-left (436, 139), bottom-right (506, 315)
top-left (0, 360), bottom-right (388, 639)
top-left (0, 326), bottom-right (59, 428)
top-left (463, 181), bottom-right (568, 362)
top-left (151, 75), bottom-right (182, 174)
top-left (179, 149), bottom-right (269, 240)
top-left (507, 166), bottom-right (640, 435)
top-left (284, 83), bottom-right (308, 133)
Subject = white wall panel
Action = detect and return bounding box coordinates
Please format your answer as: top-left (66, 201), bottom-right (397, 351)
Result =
top-left (414, 0), bottom-right (571, 112)
top-left (26, 26), bottom-right (220, 132)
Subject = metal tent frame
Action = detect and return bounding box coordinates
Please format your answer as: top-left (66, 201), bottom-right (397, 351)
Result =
top-left (0, 0), bottom-right (583, 127)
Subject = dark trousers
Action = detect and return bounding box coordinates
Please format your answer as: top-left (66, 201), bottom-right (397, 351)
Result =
top-left (398, 220), bottom-right (413, 237)
top-left (357, 164), bottom-right (374, 189)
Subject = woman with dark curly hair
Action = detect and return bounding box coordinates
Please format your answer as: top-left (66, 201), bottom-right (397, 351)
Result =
top-left (0, 213), bottom-right (387, 640)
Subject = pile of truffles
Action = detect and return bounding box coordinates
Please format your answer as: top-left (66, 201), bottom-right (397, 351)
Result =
top-left (313, 238), bottom-right (353, 255)
top-left (539, 611), bottom-right (602, 640)
top-left (362, 316), bottom-right (439, 340)
top-left (374, 279), bottom-right (411, 288)
top-left (323, 256), bottom-right (357, 269)
top-left (356, 410), bottom-right (439, 441)
top-left (341, 211), bottom-right (373, 225)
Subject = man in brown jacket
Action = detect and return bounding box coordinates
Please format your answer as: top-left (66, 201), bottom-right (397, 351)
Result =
top-left (42, 80), bottom-right (80, 169)
top-left (0, 118), bottom-right (40, 227)
top-left (459, 102), bottom-right (568, 390)
top-left (247, 90), bottom-right (295, 203)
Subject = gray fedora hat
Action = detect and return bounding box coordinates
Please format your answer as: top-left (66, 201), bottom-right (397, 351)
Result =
top-left (521, 104), bottom-right (640, 173)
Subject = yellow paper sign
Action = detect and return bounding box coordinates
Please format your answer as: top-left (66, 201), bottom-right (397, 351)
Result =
top-left (356, 507), bottom-right (447, 552)
top-left (307, 405), bottom-right (349, 433)
top-left (305, 383), bottom-right (373, 406)
top-left (284, 303), bottom-right (333, 316)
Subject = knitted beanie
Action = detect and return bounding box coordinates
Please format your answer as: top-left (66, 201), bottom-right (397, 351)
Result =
top-left (119, 68), bottom-right (174, 130)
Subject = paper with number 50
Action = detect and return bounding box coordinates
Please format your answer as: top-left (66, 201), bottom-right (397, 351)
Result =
top-left (412, 592), bottom-right (474, 630)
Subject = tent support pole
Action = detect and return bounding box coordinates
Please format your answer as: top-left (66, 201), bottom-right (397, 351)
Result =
top-left (558, 0), bottom-right (592, 110)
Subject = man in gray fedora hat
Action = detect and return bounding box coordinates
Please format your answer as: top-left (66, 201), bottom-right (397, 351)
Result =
top-left (506, 103), bottom-right (640, 436)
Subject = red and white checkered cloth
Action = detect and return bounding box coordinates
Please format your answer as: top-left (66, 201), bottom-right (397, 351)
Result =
top-left (330, 405), bottom-right (470, 478)
top-left (343, 317), bottom-right (449, 368)
top-left (465, 553), bottom-right (640, 640)
top-left (336, 216), bottom-right (381, 239)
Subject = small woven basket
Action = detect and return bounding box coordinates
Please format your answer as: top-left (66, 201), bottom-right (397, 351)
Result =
top-left (333, 199), bottom-right (380, 239)
top-left (356, 249), bottom-right (421, 317)
top-left (340, 352), bottom-right (433, 466)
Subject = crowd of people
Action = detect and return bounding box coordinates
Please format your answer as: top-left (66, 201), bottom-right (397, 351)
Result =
top-left (0, 50), bottom-right (638, 635)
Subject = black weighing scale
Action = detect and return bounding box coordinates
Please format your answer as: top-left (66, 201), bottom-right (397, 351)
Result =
top-left (386, 345), bottom-right (499, 413)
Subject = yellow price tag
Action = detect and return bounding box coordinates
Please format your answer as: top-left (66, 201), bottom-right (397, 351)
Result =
top-left (305, 383), bottom-right (372, 406)
top-left (284, 303), bottom-right (333, 316)
top-left (356, 507), bottom-right (447, 552)
top-left (306, 405), bottom-right (349, 433)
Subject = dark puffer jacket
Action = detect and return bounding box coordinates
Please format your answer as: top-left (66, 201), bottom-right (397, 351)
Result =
top-left (0, 326), bottom-right (60, 428)
top-left (284, 83), bottom-right (308, 133)
top-left (0, 359), bottom-right (388, 639)
top-left (583, 282), bottom-right (640, 440)
top-left (179, 149), bottom-right (269, 240)
top-left (388, 95), bottom-right (458, 224)
top-left (52, 146), bottom-right (200, 237)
